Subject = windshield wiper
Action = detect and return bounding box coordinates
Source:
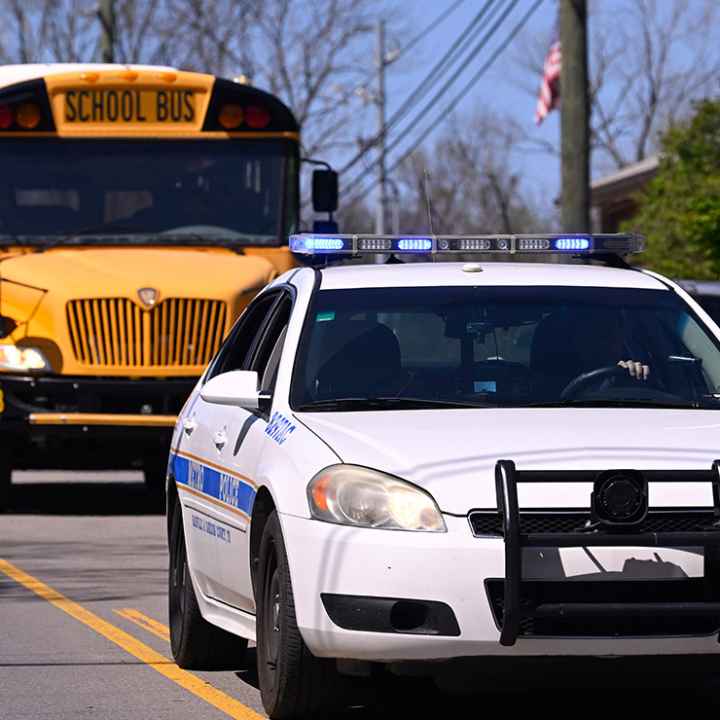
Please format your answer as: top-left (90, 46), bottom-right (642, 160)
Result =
top-left (296, 397), bottom-right (493, 411)
top-left (527, 398), bottom-right (699, 409)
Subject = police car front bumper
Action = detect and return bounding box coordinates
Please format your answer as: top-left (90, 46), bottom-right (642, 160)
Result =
top-left (280, 462), bottom-right (720, 662)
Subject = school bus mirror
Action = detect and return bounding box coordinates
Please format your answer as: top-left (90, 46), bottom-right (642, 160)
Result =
top-left (312, 169), bottom-right (338, 214)
top-left (0, 315), bottom-right (17, 339)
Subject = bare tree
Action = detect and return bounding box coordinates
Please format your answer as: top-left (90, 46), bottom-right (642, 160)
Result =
top-left (395, 112), bottom-right (546, 235)
top-left (0, 0), bottom-right (390, 164)
top-left (245, 0), bottom-right (384, 158)
top-left (515, 0), bottom-right (720, 171)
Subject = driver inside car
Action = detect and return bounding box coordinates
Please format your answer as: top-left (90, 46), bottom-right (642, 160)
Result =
top-left (530, 307), bottom-right (650, 400)
top-left (574, 308), bottom-right (650, 381)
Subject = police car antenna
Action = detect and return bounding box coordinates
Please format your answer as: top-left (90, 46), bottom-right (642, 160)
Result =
top-left (423, 169), bottom-right (436, 236)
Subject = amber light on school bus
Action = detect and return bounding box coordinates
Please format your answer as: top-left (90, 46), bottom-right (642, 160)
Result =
top-left (15, 102), bottom-right (42, 129)
top-left (0, 79), bottom-right (54, 132)
top-left (218, 103), bottom-right (244, 129)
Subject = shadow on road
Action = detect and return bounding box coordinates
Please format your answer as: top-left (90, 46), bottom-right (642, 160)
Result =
top-left (317, 658), bottom-right (720, 718)
top-left (7, 479), bottom-right (163, 516)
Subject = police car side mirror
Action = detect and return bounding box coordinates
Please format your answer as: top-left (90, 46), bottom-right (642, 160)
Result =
top-left (201, 370), bottom-right (263, 410)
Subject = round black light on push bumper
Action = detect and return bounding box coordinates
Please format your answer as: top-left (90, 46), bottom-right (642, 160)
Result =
top-left (591, 470), bottom-right (648, 528)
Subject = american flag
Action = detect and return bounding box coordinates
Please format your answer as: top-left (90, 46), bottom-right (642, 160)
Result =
top-left (535, 38), bottom-right (561, 125)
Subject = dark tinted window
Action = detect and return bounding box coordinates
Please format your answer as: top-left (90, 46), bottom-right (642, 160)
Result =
top-left (695, 294), bottom-right (720, 326)
top-left (292, 286), bottom-right (720, 410)
top-left (206, 293), bottom-right (278, 380)
top-left (0, 139), bottom-right (297, 244)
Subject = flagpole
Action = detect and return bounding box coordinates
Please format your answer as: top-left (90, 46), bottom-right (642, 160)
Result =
top-left (559, 0), bottom-right (590, 232)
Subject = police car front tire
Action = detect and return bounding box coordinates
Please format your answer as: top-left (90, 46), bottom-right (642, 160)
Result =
top-left (168, 500), bottom-right (247, 669)
top-left (257, 511), bottom-right (349, 719)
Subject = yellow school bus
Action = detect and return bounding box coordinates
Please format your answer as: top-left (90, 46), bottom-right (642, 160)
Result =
top-left (0, 63), bottom-right (327, 507)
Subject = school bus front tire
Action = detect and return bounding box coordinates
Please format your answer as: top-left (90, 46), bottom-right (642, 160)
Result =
top-left (0, 457), bottom-right (11, 512)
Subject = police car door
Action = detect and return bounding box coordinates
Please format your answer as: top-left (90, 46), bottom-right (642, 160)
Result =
top-left (211, 290), bottom-right (293, 611)
top-left (178, 290), bottom-right (280, 603)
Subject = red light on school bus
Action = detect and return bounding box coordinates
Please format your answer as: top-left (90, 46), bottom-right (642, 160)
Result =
top-left (218, 103), bottom-right (244, 129)
top-left (245, 105), bottom-right (270, 129)
top-left (0, 104), bottom-right (12, 129)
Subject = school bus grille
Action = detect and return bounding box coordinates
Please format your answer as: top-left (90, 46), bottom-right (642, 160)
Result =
top-left (66, 298), bottom-right (228, 368)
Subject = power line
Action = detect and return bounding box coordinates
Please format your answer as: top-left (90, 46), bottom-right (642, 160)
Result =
top-left (339, 0), bottom-right (497, 176)
top-left (382, 0), bottom-right (500, 143)
top-left (393, 0), bottom-right (467, 61)
top-left (345, 0), bottom-right (545, 207)
top-left (344, 0), bottom-right (524, 199)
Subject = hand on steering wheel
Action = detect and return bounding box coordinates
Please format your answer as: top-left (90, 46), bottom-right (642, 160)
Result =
top-left (617, 359), bottom-right (650, 381)
top-left (560, 361), bottom-right (650, 401)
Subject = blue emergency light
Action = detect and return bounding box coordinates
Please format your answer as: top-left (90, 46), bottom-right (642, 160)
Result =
top-left (289, 233), bottom-right (645, 257)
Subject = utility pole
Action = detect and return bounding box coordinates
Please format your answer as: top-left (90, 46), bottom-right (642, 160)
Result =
top-left (99, 0), bottom-right (116, 64)
top-left (375, 19), bottom-right (388, 235)
top-left (559, 0), bottom-right (590, 232)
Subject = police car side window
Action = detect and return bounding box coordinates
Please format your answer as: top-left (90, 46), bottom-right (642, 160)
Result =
top-left (251, 296), bottom-right (292, 392)
top-left (205, 293), bottom-right (279, 382)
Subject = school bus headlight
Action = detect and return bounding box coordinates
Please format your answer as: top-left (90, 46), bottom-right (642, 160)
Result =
top-left (218, 104), bottom-right (244, 129)
top-left (0, 345), bottom-right (50, 372)
top-left (16, 103), bottom-right (41, 129)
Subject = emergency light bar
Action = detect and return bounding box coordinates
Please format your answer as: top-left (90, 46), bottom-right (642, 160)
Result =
top-left (289, 233), bottom-right (645, 257)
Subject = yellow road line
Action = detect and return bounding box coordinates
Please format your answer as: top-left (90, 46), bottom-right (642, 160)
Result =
top-left (114, 608), bottom-right (170, 641)
top-left (0, 559), bottom-right (263, 720)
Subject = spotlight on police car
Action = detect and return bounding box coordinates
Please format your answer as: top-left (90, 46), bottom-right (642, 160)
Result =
top-left (591, 470), bottom-right (648, 528)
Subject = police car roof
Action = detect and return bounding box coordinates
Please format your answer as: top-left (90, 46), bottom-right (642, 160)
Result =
top-left (315, 262), bottom-right (668, 291)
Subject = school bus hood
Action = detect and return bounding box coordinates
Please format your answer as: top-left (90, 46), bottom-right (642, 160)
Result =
top-left (0, 246), bottom-right (277, 376)
top-left (2, 246), bottom-right (275, 300)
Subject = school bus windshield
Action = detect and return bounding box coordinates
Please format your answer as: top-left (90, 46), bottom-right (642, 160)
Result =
top-left (0, 138), bottom-right (298, 246)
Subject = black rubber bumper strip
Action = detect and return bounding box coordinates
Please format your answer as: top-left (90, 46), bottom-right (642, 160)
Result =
top-left (321, 593), bottom-right (460, 636)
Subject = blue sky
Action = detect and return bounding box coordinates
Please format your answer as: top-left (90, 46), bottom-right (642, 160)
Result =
top-left (374, 0), bottom-right (560, 207)
top-left (351, 0), bottom-right (719, 218)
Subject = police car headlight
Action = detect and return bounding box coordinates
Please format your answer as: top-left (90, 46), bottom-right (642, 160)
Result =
top-left (307, 465), bottom-right (446, 532)
top-left (0, 344), bottom-right (50, 372)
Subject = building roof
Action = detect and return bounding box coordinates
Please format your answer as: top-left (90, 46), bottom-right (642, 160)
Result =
top-left (591, 156), bottom-right (660, 206)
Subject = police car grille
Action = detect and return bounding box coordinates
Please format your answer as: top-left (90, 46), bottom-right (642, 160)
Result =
top-left (66, 298), bottom-right (227, 368)
top-left (468, 509), bottom-right (717, 537)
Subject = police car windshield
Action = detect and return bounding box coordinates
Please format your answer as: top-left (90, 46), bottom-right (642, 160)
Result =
top-left (0, 139), bottom-right (296, 246)
top-left (291, 286), bottom-right (720, 411)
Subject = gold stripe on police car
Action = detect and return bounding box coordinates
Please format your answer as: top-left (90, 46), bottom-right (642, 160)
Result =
top-left (63, 88), bottom-right (196, 125)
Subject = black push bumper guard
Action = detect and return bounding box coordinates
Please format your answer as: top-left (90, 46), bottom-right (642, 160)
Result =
top-left (494, 459), bottom-right (720, 646)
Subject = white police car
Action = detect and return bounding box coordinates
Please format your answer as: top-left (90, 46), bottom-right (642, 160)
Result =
top-left (167, 233), bottom-right (720, 718)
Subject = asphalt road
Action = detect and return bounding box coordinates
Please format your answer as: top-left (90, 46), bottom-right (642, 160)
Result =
top-left (3, 472), bottom-right (720, 719)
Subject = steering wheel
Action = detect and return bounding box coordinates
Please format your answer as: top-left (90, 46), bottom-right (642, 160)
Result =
top-left (560, 365), bottom-right (629, 401)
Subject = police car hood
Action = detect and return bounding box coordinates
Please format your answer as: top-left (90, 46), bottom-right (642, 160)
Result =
top-left (298, 408), bottom-right (720, 513)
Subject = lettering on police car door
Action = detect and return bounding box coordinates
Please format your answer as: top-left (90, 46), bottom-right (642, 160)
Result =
top-left (188, 460), bottom-right (204, 491)
top-left (219, 473), bottom-right (241, 508)
top-left (265, 412), bottom-right (296, 445)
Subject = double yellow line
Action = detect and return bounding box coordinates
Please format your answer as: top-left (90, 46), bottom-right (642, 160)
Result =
top-left (0, 558), bottom-right (262, 720)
